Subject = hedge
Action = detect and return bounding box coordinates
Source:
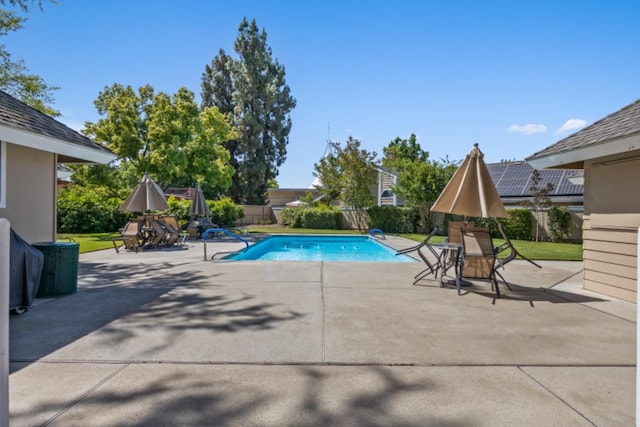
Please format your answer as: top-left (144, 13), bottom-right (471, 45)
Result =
top-left (57, 187), bottom-right (244, 233)
top-left (366, 206), bottom-right (415, 233)
top-left (281, 206), bottom-right (342, 229)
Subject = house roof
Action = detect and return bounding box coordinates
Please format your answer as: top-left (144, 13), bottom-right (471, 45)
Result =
top-left (487, 161), bottom-right (583, 198)
top-left (526, 99), bottom-right (640, 169)
top-left (0, 90), bottom-right (116, 164)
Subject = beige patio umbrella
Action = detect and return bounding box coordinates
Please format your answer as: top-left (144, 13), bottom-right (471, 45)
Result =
top-left (431, 143), bottom-right (507, 219)
top-left (188, 185), bottom-right (211, 218)
top-left (119, 174), bottom-right (169, 213)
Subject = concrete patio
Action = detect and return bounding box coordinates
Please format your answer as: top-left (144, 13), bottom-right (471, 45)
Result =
top-left (9, 235), bottom-right (636, 426)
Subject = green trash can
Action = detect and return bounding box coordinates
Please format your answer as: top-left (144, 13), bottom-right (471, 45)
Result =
top-left (32, 242), bottom-right (80, 297)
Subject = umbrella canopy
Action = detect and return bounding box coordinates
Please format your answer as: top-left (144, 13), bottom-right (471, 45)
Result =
top-left (188, 185), bottom-right (211, 217)
top-left (119, 174), bottom-right (170, 212)
top-left (431, 143), bottom-right (508, 218)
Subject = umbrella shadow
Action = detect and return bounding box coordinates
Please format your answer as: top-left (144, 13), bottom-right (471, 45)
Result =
top-left (457, 280), bottom-right (606, 306)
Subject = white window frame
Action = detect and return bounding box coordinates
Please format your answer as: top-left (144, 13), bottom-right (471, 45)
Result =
top-left (0, 141), bottom-right (5, 208)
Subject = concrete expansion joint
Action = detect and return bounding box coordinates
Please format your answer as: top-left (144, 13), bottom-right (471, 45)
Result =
top-left (320, 260), bottom-right (326, 363)
top-left (40, 364), bottom-right (129, 427)
top-left (518, 366), bottom-right (598, 427)
top-left (13, 360), bottom-right (635, 368)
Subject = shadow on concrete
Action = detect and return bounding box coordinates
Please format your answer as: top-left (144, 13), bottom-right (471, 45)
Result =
top-left (9, 260), bottom-right (305, 372)
top-left (10, 366), bottom-right (467, 427)
top-left (458, 281), bottom-right (606, 306)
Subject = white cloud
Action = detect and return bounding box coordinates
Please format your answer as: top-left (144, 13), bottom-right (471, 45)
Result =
top-left (507, 124), bottom-right (547, 135)
top-left (556, 118), bottom-right (587, 134)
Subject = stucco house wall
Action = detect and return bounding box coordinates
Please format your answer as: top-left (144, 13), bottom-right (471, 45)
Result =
top-left (1, 143), bottom-right (57, 242)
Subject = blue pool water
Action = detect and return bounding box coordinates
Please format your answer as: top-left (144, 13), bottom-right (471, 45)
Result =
top-left (226, 235), bottom-right (415, 262)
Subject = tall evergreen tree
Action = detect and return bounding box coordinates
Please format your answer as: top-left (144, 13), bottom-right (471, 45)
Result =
top-left (201, 18), bottom-right (296, 205)
top-left (202, 49), bottom-right (241, 199)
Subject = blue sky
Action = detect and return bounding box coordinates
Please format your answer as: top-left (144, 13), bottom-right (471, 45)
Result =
top-left (6, 0), bottom-right (640, 188)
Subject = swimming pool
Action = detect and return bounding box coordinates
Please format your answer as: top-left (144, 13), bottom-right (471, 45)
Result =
top-left (225, 235), bottom-right (416, 262)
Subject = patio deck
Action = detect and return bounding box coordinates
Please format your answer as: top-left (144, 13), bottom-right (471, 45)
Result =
top-left (9, 236), bottom-right (636, 426)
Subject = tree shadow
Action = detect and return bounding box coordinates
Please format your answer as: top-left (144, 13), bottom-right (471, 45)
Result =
top-left (11, 366), bottom-right (470, 426)
top-left (10, 259), bottom-right (305, 371)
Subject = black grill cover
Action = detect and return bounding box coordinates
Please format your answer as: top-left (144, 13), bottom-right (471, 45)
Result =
top-left (9, 229), bottom-right (44, 309)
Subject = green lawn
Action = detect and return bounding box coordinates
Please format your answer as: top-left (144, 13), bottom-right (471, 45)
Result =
top-left (58, 233), bottom-right (119, 254)
top-left (60, 228), bottom-right (583, 261)
top-left (399, 233), bottom-right (582, 261)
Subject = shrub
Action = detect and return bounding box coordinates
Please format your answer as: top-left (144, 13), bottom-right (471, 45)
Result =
top-left (166, 196), bottom-right (191, 224)
top-left (57, 186), bottom-right (130, 233)
top-left (503, 209), bottom-right (532, 240)
top-left (467, 209), bottom-right (531, 240)
top-left (281, 207), bottom-right (303, 227)
top-left (548, 206), bottom-right (572, 242)
top-left (299, 206), bottom-right (342, 229)
top-left (208, 197), bottom-right (244, 226)
top-left (366, 206), bottom-right (415, 233)
top-left (280, 206), bottom-right (341, 229)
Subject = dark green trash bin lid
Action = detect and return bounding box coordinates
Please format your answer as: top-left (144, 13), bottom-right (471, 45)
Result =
top-left (32, 242), bottom-right (79, 297)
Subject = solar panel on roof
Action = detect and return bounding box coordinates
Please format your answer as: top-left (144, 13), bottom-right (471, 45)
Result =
top-left (487, 161), bottom-right (583, 197)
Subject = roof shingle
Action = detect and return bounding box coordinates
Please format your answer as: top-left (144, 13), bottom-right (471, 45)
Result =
top-left (0, 90), bottom-right (113, 156)
top-left (526, 99), bottom-right (640, 161)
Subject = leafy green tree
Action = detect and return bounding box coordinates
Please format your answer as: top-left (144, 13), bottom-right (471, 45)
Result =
top-left (83, 83), bottom-right (236, 196)
top-left (1, 0), bottom-right (51, 11)
top-left (381, 135), bottom-right (457, 232)
top-left (201, 18), bottom-right (296, 205)
top-left (314, 137), bottom-right (377, 230)
top-left (381, 133), bottom-right (428, 168)
top-left (520, 169), bottom-right (554, 242)
top-left (394, 159), bottom-right (457, 232)
top-left (0, 7), bottom-right (59, 115)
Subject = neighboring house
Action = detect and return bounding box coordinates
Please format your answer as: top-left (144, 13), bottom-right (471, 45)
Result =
top-left (165, 187), bottom-right (196, 201)
top-left (0, 90), bottom-right (116, 243)
top-left (373, 166), bottom-right (402, 207)
top-left (56, 163), bottom-right (74, 190)
top-left (267, 166), bottom-right (402, 227)
top-left (269, 166), bottom-right (402, 209)
top-left (526, 99), bottom-right (640, 303)
top-left (486, 161), bottom-right (584, 241)
top-left (487, 161), bottom-right (583, 208)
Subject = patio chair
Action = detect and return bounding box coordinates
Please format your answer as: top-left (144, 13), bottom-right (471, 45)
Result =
top-left (460, 227), bottom-right (501, 297)
top-left (161, 215), bottom-right (188, 246)
top-left (395, 227), bottom-right (441, 285)
top-left (493, 221), bottom-right (542, 287)
top-left (441, 221), bottom-right (474, 270)
top-left (144, 216), bottom-right (169, 247)
top-left (112, 220), bottom-right (142, 253)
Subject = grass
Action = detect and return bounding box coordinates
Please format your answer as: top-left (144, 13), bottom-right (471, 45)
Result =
top-left (400, 233), bottom-right (582, 261)
top-left (58, 232), bottom-right (119, 254)
top-left (59, 227), bottom-right (583, 261)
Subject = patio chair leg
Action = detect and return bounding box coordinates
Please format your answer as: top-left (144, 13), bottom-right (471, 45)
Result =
top-left (494, 270), bottom-right (513, 291)
top-left (492, 275), bottom-right (501, 298)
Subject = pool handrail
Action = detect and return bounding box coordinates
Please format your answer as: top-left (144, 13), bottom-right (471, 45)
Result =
top-left (369, 228), bottom-right (386, 239)
top-left (202, 228), bottom-right (249, 260)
